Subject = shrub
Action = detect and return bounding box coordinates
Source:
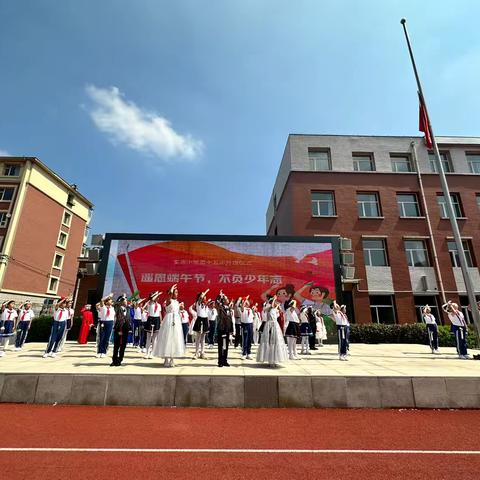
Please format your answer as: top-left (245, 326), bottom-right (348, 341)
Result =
top-left (25, 316), bottom-right (82, 343)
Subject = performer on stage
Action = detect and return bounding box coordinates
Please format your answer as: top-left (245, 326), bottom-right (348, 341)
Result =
top-left (43, 298), bottom-right (67, 358)
top-left (77, 304), bottom-right (94, 344)
top-left (0, 300), bottom-right (18, 356)
top-left (96, 293), bottom-right (115, 358)
top-left (56, 298), bottom-right (74, 352)
top-left (140, 302), bottom-right (148, 352)
top-left (315, 309), bottom-right (328, 347)
top-left (299, 305), bottom-right (312, 355)
top-left (179, 302), bottom-right (190, 345)
top-left (443, 300), bottom-right (469, 359)
top-left (193, 289), bottom-right (209, 359)
top-left (240, 296), bottom-right (254, 360)
top-left (233, 297), bottom-right (243, 349)
top-left (111, 294), bottom-right (131, 367)
top-left (15, 300), bottom-right (35, 350)
top-left (252, 303), bottom-right (261, 345)
top-left (331, 301), bottom-right (349, 361)
top-left (153, 284), bottom-right (185, 367)
top-left (131, 299), bottom-right (144, 349)
top-left (207, 300), bottom-right (218, 349)
top-left (285, 300), bottom-right (300, 360)
top-left (144, 291), bottom-right (162, 359)
top-left (256, 296), bottom-right (288, 367)
top-left (307, 304), bottom-right (318, 350)
top-left (216, 290), bottom-right (234, 367)
top-left (422, 305), bottom-right (439, 354)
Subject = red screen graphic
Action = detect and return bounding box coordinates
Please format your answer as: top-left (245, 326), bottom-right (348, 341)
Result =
top-left (107, 240), bottom-right (336, 308)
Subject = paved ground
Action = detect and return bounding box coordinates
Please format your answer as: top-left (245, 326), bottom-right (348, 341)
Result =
top-left (0, 405), bottom-right (479, 479)
top-left (0, 341), bottom-right (479, 376)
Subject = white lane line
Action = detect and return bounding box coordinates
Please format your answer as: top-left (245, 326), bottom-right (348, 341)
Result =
top-left (0, 448), bottom-right (478, 455)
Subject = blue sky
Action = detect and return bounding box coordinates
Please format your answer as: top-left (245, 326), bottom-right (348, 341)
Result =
top-left (1, 0), bottom-right (479, 236)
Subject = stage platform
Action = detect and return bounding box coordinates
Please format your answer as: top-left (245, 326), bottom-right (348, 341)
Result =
top-left (0, 342), bottom-right (479, 408)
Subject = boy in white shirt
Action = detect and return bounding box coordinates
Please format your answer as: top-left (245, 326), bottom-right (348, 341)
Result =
top-left (0, 300), bottom-right (18, 356)
top-left (15, 300), bottom-right (35, 350)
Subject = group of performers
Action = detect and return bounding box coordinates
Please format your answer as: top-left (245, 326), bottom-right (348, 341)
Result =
top-left (0, 285), bottom-right (475, 365)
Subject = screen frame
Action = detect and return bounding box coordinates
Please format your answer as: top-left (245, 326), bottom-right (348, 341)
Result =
top-left (96, 233), bottom-right (342, 304)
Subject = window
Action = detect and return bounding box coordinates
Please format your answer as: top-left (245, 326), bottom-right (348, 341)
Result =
top-left (0, 212), bottom-right (8, 228)
top-left (308, 150), bottom-right (331, 171)
top-left (0, 187), bottom-right (14, 201)
top-left (311, 191), bottom-right (336, 217)
top-left (437, 193), bottom-right (463, 218)
top-left (448, 240), bottom-right (474, 268)
top-left (414, 296), bottom-right (441, 324)
top-left (391, 154), bottom-right (413, 172)
top-left (370, 295), bottom-right (396, 324)
top-left (57, 231), bottom-right (68, 248)
top-left (397, 193), bottom-right (421, 217)
top-left (3, 164), bottom-right (20, 177)
top-left (53, 253), bottom-right (64, 269)
top-left (459, 295), bottom-right (480, 325)
top-left (62, 211), bottom-right (72, 227)
top-left (477, 194), bottom-right (480, 210)
top-left (428, 151), bottom-right (453, 173)
top-left (466, 154), bottom-right (480, 174)
top-left (353, 153), bottom-right (375, 172)
top-left (47, 276), bottom-right (59, 294)
top-left (405, 240), bottom-right (430, 267)
top-left (363, 239), bottom-right (388, 266)
top-left (67, 193), bottom-right (75, 207)
top-left (357, 192), bottom-right (381, 217)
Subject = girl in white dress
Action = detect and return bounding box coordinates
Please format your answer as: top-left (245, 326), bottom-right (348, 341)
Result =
top-left (315, 309), bottom-right (328, 346)
top-left (256, 296), bottom-right (289, 367)
top-left (153, 284), bottom-right (185, 367)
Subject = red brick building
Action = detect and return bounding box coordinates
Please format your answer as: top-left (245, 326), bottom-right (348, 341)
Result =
top-left (0, 156), bottom-right (94, 313)
top-left (266, 135), bottom-right (480, 325)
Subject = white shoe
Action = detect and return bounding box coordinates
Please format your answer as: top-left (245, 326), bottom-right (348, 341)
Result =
top-left (96, 353), bottom-right (101, 358)
top-left (246, 355), bottom-right (252, 360)
top-left (14, 347), bottom-right (21, 351)
top-left (42, 353), bottom-right (48, 358)
top-left (289, 354), bottom-right (294, 360)
top-left (433, 349), bottom-right (440, 354)
top-left (100, 353), bottom-right (105, 358)
top-left (241, 355), bottom-right (246, 360)
top-left (141, 348), bottom-right (146, 353)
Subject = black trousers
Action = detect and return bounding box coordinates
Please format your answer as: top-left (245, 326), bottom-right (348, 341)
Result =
top-left (112, 330), bottom-right (128, 365)
top-left (308, 322), bottom-right (317, 350)
top-left (234, 323), bottom-right (242, 348)
top-left (217, 333), bottom-right (230, 366)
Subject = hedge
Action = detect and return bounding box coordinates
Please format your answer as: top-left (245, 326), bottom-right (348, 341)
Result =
top-left (24, 316), bottom-right (88, 343)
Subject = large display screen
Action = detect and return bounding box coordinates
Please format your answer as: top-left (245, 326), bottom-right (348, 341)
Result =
top-left (101, 236), bottom-right (339, 309)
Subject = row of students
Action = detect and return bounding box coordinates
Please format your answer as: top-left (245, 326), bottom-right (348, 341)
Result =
top-left (42, 297), bottom-right (74, 357)
top-left (0, 300), bottom-right (36, 355)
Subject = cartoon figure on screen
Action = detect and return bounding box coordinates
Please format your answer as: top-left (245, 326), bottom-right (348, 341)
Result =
top-left (153, 284), bottom-right (185, 367)
top-left (295, 283), bottom-right (333, 316)
top-left (262, 283), bottom-right (296, 310)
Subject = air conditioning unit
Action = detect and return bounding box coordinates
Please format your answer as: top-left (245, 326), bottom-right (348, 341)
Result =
top-left (340, 238), bottom-right (352, 251)
top-left (342, 266), bottom-right (355, 279)
top-left (90, 234), bottom-right (104, 246)
top-left (87, 248), bottom-right (100, 261)
top-left (86, 263), bottom-right (98, 276)
top-left (341, 252), bottom-right (354, 265)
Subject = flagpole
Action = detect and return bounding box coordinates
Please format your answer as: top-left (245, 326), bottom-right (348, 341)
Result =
top-left (400, 18), bottom-right (480, 343)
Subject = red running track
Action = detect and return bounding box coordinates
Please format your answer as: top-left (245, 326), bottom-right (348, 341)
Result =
top-left (0, 405), bottom-right (479, 479)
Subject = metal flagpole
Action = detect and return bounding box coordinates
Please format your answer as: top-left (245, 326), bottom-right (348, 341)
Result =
top-left (400, 18), bottom-right (480, 343)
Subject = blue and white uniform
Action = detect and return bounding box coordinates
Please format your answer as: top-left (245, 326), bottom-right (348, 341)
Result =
top-left (15, 307), bottom-right (34, 349)
top-left (423, 312), bottom-right (439, 353)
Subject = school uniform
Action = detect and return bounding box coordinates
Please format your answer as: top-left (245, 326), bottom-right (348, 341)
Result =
top-left (112, 304), bottom-right (132, 366)
top-left (307, 308), bottom-right (318, 350)
top-left (144, 301), bottom-right (162, 357)
top-left (216, 296), bottom-right (234, 367)
top-left (449, 311), bottom-right (468, 358)
top-left (241, 307), bottom-right (254, 357)
top-left (193, 301), bottom-right (209, 357)
top-left (0, 308), bottom-right (18, 352)
top-left (333, 311), bottom-right (349, 359)
top-left (132, 306), bottom-right (143, 347)
top-left (299, 309), bottom-right (312, 354)
top-left (233, 302), bottom-right (242, 348)
top-left (423, 313), bottom-right (439, 352)
top-left (207, 307), bottom-right (218, 346)
top-left (56, 307), bottom-right (74, 352)
top-left (97, 305), bottom-right (115, 355)
top-left (45, 308), bottom-right (67, 355)
top-left (15, 308), bottom-right (34, 349)
top-left (285, 308), bottom-right (300, 359)
top-left (180, 310), bottom-right (190, 344)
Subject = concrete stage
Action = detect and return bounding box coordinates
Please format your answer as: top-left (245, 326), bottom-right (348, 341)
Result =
top-left (0, 342), bottom-right (479, 408)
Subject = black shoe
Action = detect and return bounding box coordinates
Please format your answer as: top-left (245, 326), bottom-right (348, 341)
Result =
top-left (110, 362), bottom-right (116, 367)
top-left (223, 362), bottom-right (230, 367)
top-left (218, 364), bottom-right (223, 368)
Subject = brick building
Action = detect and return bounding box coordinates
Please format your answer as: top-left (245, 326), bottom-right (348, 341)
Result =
top-left (0, 156), bottom-right (94, 313)
top-left (266, 134), bottom-right (480, 325)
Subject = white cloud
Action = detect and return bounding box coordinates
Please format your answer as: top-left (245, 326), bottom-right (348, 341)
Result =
top-left (0, 149), bottom-right (10, 156)
top-left (85, 85), bottom-right (203, 163)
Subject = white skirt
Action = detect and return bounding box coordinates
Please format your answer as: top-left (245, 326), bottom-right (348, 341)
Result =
top-left (256, 320), bottom-right (288, 365)
top-left (153, 312), bottom-right (186, 358)
top-left (316, 320), bottom-right (327, 340)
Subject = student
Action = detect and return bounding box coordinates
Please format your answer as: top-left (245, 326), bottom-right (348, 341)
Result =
top-left (307, 305), bottom-right (318, 350)
top-left (299, 305), bottom-right (312, 355)
top-left (96, 293), bottom-right (116, 358)
top-left (422, 305), bottom-right (439, 354)
top-left (179, 302), bottom-right (190, 345)
top-left (132, 299), bottom-right (144, 349)
top-left (233, 297), bottom-right (243, 349)
top-left (111, 294), bottom-right (132, 366)
top-left (15, 300), bottom-right (35, 350)
top-left (252, 303), bottom-right (261, 345)
top-left (284, 299), bottom-right (300, 360)
top-left (443, 301), bottom-right (469, 359)
top-left (77, 304), bottom-right (94, 344)
top-left (0, 300), bottom-right (18, 356)
top-left (315, 309), bottom-right (328, 347)
top-left (331, 301), bottom-right (349, 361)
top-left (256, 296), bottom-right (289, 367)
top-left (56, 299), bottom-right (74, 352)
top-left (153, 284), bottom-right (185, 367)
top-left (193, 289), bottom-right (209, 359)
top-left (188, 302), bottom-right (197, 345)
top-left (240, 297), bottom-right (254, 360)
top-left (216, 291), bottom-right (234, 367)
top-left (207, 300), bottom-right (218, 349)
top-left (140, 302), bottom-right (148, 352)
top-left (43, 298), bottom-right (68, 358)
top-left (144, 291), bottom-right (162, 359)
